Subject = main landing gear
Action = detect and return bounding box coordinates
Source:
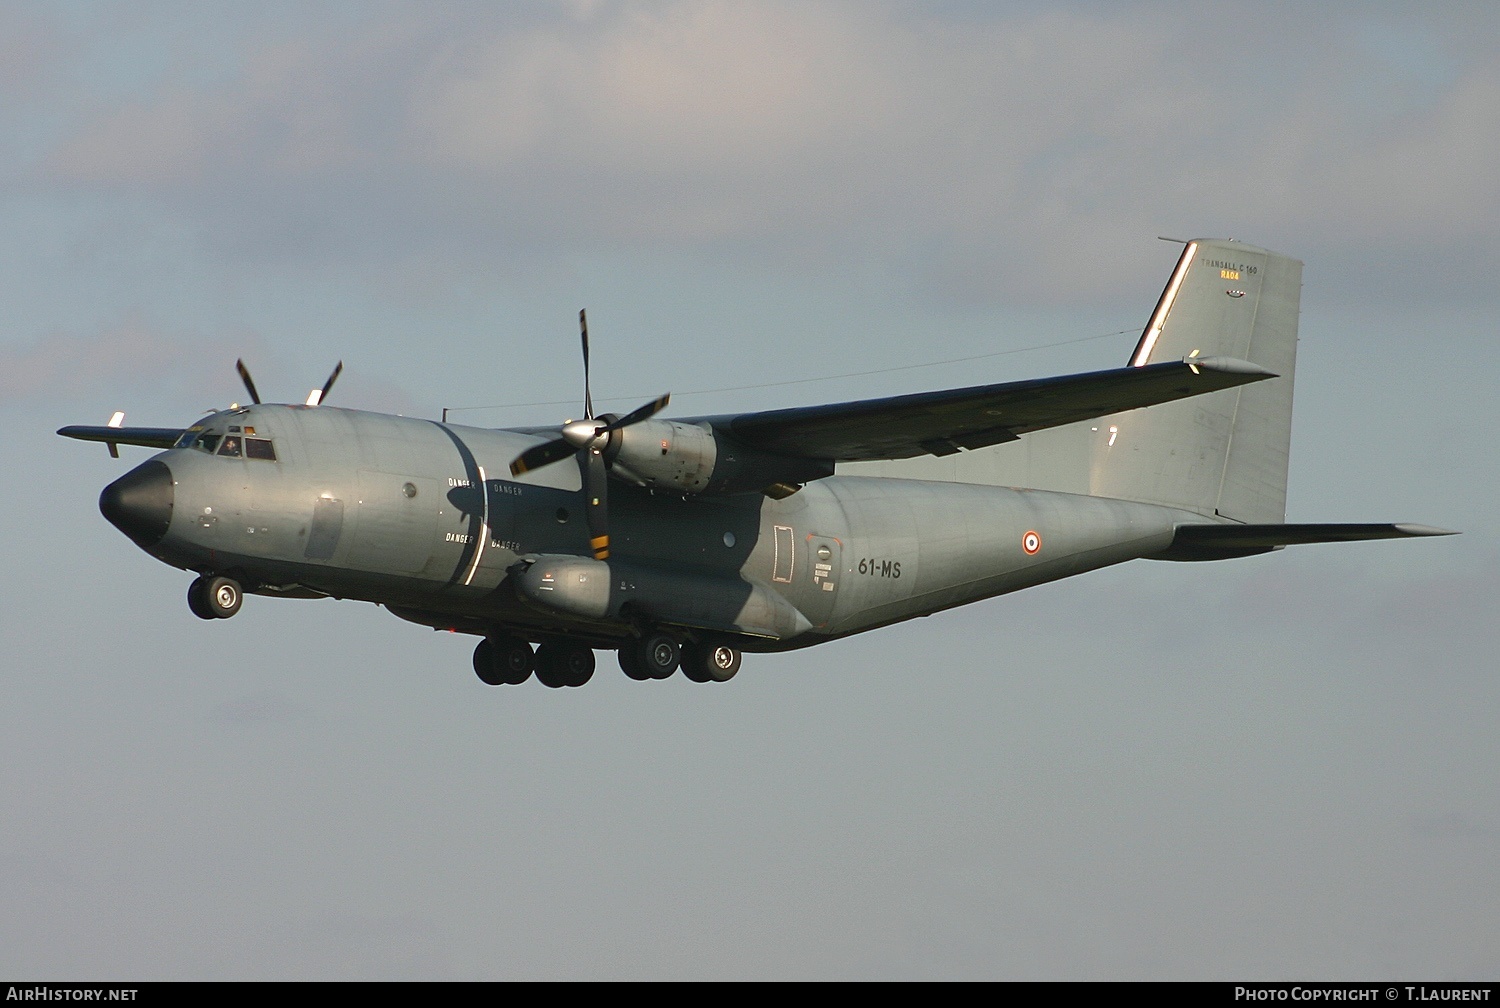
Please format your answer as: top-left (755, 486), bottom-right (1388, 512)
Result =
top-left (472, 635), bottom-right (596, 688)
top-left (188, 574), bottom-right (242, 620)
top-left (474, 633), bottom-right (741, 687)
top-left (472, 634), bottom-right (537, 686)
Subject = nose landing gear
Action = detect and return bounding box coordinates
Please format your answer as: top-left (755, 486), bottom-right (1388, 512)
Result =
top-left (188, 574), bottom-right (243, 620)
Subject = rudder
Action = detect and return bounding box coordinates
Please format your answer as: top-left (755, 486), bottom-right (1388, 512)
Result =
top-left (1089, 239), bottom-right (1303, 524)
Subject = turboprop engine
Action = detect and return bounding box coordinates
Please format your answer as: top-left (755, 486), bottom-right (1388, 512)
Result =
top-left (601, 418), bottom-right (831, 497)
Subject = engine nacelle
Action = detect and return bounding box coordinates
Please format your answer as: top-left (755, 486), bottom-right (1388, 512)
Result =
top-left (605, 418), bottom-right (832, 496)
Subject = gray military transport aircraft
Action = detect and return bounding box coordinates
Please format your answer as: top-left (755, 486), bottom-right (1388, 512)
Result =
top-left (61, 239), bottom-right (1452, 687)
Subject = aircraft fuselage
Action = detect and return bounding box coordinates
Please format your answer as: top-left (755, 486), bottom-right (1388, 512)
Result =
top-left (106, 403), bottom-right (1192, 653)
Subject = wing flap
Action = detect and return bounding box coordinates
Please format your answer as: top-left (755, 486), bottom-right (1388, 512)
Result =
top-left (717, 357), bottom-right (1272, 462)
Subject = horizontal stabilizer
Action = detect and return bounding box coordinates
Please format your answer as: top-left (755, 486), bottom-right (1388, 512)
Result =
top-left (1158, 522), bottom-right (1458, 561)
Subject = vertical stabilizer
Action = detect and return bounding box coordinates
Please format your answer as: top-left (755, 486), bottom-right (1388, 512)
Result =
top-left (1089, 239), bottom-right (1302, 524)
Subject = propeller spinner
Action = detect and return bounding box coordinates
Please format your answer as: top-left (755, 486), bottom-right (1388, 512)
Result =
top-left (508, 310), bottom-right (669, 560)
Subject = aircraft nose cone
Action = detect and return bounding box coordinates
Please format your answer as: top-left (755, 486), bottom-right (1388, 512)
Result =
top-left (100, 459), bottom-right (174, 547)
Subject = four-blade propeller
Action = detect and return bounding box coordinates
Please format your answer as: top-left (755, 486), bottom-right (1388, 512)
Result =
top-left (235, 359), bottom-right (344, 408)
top-left (508, 310), bottom-right (670, 560)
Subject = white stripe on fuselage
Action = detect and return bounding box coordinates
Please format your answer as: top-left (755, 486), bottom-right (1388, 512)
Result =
top-left (462, 465), bottom-right (489, 587)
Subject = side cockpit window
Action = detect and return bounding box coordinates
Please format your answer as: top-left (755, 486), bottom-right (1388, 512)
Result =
top-left (217, 436), bottom-right (242, 458)
top-left (245, 438), bottom-right (277, 461)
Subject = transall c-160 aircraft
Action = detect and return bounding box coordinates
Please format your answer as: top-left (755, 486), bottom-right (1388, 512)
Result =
top-left (60, 239), bottom-right (1453, 687)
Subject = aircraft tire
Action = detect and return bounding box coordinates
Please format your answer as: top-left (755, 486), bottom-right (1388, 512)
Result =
top-left (187, 576), bottom-right (216, 620)
top-left (472, 638), bottom-right (505, 686)
top-left (636, 634), bottom-right (680, 680)
top-left (491, 635), bottom-right (535, 685)
top-left (617, 646), bottom-right (653, 681)
top-left (682, 642), bottom-right (741, 683)
top-left (191, 574), bottom-right (242, 619)
top-left (536, 642), bottom-right (595, 688)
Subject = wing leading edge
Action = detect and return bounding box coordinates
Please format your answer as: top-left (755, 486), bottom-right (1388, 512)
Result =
top-left (709, 356), bottom-right (1273, 462)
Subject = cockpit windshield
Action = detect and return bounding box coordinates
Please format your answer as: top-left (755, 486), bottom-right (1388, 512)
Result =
top-left (178, 427), bottom-right (276, 461)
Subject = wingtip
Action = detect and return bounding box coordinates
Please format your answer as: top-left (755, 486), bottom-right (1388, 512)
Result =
top-left (1187, 355), bottom-right (1277, 378)
top-left (1392, 523), bottom-right (1460, 537)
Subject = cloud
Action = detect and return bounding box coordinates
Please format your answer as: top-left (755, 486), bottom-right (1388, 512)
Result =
top-left (41, 4), bottom-right (1500, 305)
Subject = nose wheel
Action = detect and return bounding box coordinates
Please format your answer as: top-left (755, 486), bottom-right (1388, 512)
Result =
top-left (188, 575), bottom-right (243, 620)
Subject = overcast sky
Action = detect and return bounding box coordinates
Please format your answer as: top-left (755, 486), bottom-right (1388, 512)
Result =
top-left (2, 1), bottom-right (1496, 980)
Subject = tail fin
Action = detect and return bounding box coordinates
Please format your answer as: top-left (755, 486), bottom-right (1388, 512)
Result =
top-left (1089, 238), bottom-right (1303, 523)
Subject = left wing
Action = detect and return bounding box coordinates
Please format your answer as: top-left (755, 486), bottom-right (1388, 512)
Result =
top-left (708, 356), bottom-right (1271, 461)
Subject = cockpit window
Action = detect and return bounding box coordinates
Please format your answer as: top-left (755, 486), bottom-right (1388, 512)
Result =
top-left (244, 438), bottom-right (277, 461)
top-left (186, 428), bottom-right (276, 460)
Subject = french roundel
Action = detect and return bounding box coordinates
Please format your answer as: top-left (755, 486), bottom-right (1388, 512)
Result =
top-left (1022, 530), bottom-right (1041, 555)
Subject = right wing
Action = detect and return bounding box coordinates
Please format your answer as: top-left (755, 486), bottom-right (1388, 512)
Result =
top-left (703, 356), bottom-right (1273, 462)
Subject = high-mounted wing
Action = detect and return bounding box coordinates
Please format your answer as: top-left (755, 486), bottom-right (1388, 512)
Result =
top-left (710, 356), bottom-right (1272, 461)
top-left (57, 424), bottom-right (184, 455)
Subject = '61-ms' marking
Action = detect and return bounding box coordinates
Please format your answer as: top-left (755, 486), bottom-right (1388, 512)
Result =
top-left (856, 557), bottom-right (902, 578)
